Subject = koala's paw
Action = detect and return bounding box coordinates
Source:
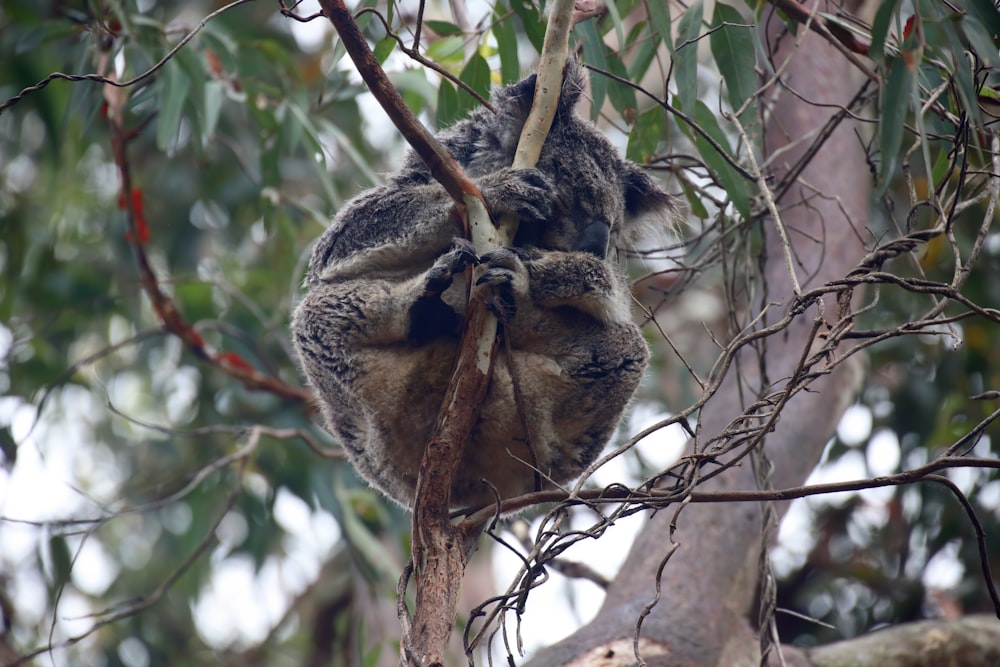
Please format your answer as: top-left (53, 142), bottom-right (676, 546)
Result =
top-left (423, 238), bottom-right (478, 296)
top-left (476, 247), bottom-right (531, 322)
top-left (479, 168), bottom-right (556, 226)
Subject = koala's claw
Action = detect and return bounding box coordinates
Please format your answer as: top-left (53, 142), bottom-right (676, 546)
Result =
top-left (479, 246), bottom-right (530, 267)
top-left (424, 238), bottom-right (478, 295)
top-left (475, 266), bottom-right (516, 289)
top-left (475, 248), bottom-right (528, 322)
top-left (481, 168), bottom-right (557, 226)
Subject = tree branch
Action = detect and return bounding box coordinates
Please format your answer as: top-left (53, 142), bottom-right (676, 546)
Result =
top-left (315, 2), bottom-right (576, 664)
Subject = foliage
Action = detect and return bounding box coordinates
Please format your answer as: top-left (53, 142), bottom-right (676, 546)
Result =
top-left (0, 0), bottom-right (998, 665)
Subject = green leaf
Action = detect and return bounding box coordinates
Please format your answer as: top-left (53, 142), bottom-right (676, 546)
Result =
top-left (317, 118), bottom-right (381, 188)
top-left (647, 0), bottom-right (673, 41)
top-left (45, 533), bottom-right (73, 587)
top-left (938, 14), bottom-right (983, 130)
top-left (877, 56), bottom-right (914, 195)
top-left (628, 20), bottom-right (661, 82)
top-left (605, 50), bottom-right (637, 118)
top-left (392, 68), bottom-right (436, 116)
top-left (287, 100), bottom-right (339, 205)
top-left (869, 0), bottom-right (902, 62)
top-left (579, 20), bottom-right (609, 119)
top-left (604, 0), bottom-right (626, 51)
top-left (493, 11), bottom-right (521, 83)
top-left (674, 0), bottom-right (703, 113)
top-left (425, 20), bottom-right (463, 36)
top-left (459, 52), bottom-right (492, 107)
top-left (510, 0), bottom-right (545, 51)
top-left (425, 35), bottom-right (465, 63)
top-left (626, 106), bottom-right (665, 164)
top-left (692, 99), bottom-right (752, 218)
top-left (961, 16), bottom-right (999, 68)
top-left (436, 78), bottom-right (461, 128)
top-left (710, 3), bottom-right (757, 122)
top-left (373, 35), bottom-right (395, 64)
top-left (175, 282), bottom-right (215, 321)
top-left (680, 178), bottom-right (710, 219)
top-left (964, 0), bottom-right (1000, 46)
top-left (929, 147), bottom-right (954, 187)
top-left (202, 79), bottom-right (224, 145)
top-left (156, 59), bottom-right (191, 153)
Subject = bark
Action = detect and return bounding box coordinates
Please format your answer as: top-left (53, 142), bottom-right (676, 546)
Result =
top-left (525, 2), bottom-right (872, 665)
top-left (804, 616), bottom-right (1000, 667)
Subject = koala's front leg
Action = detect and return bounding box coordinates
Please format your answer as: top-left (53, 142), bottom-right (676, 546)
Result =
top-left (408, 238), bottom-right (478, 342)
top-left (477, 248), bottom-right (633, 325)
top-left (529, 251), bottom-right (634, 323)
top-left (476, 168), bottom-right (556, 226)
top-left (296, 239), bottom-right (478, 361)
top-left (473, 247), bottom-right (531, 323)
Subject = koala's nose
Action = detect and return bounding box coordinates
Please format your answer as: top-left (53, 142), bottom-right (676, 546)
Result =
top-left (573, 221), bottom-right (611, 258)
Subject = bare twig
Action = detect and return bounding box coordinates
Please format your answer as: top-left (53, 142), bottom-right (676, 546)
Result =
top-left (13, 428), bottom-right (261, 666)
top-left (103, 70), bottom-right (313, 404)
top-left (0, 0), bottom-right (255, 114)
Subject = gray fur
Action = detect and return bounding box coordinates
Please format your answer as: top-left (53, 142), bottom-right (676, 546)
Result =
top-left (292, 63), bottom-right (675, 509)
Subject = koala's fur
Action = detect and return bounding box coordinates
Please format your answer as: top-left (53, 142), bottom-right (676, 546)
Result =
top-left (292, 62), bottom-right (674, 509)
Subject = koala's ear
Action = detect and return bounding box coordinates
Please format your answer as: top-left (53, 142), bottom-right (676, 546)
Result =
top-left (493, 74), bottom-right (537, 153)
top-left (494, 58), bottom-right (587, 152)
top-left (623, 163), bottom-right (676, 219)
top-left (558, 57), bottom-right (586, 116)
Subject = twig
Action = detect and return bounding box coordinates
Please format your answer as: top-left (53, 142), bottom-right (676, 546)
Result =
top-left (12, 428), bottom-right (260, 666)
top-left (0, 0), bottom-right (255, 115)
top-left (729, 110), bottom-right (802, 296)
top-left (102, 56), bottom-right (313, 405)
top-left (926, 475), bottom-right (1000, 618)
top-left (455, 456), bottom-right (1000, 525)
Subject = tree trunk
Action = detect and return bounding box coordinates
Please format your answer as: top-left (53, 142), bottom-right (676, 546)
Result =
top-left (526, 2), bottom-right (872, 665)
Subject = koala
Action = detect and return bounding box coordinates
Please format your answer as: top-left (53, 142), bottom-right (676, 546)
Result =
top-left (292, 61), bottom-right (674, 509)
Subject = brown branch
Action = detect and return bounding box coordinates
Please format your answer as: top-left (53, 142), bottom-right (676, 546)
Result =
top-left (457, 455), bottom-right (1000, 525)
top-left (804, 615), bottom-right (1000, 666)
top-left (101, 64), bottom-right (312, 405)
top-left (316, 0), bottom-right (479, 209)
top-left (312, 2), bottom-right (497, 665)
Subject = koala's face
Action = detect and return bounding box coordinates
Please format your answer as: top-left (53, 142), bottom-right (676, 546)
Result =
top-left (426, 63), bottom-right (674, 261)
top-left (525, 122), bottom-right (625, 258)
top-left (491, 67), bottom-right (674, 261)
top-left (514, 116), bottom-right (671, 260)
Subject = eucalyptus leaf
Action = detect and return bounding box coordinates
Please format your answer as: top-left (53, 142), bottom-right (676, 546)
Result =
top-left (877, 56), bottom-right (914, 196)
top-left (869, 0), bottom-right (902, 62)
top-left (459, 52), bottom-right (492, 108)
top-left (156, 60), bottom-right (191, 153)
top-left (579, 20), bottom-right (609, 119)
top-left (693, 99), bottom-right (752, 218)
top-left (710, 3), bottom-right (757, 122)
top-left (493, 10), bottom-right (521, 83)
top-left (674, 0), bottom-right (703, 114)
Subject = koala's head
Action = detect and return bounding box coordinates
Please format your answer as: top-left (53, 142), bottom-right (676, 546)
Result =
top-left (457, 60), bottom-right (676, 260)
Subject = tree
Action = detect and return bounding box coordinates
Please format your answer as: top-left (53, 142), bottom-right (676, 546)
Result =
top-left (1, 1), bottom-right (998, 666)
